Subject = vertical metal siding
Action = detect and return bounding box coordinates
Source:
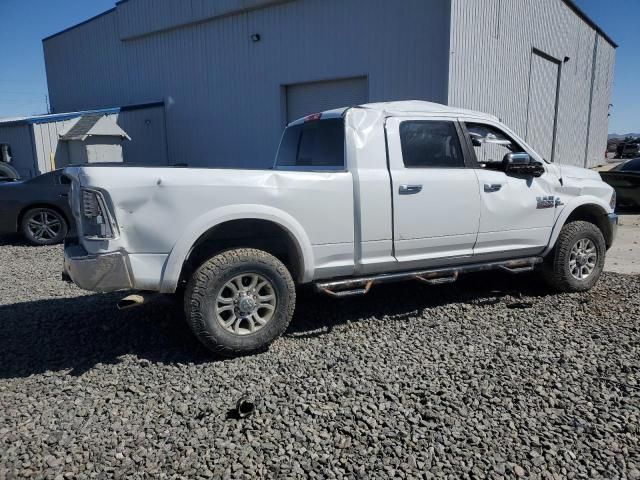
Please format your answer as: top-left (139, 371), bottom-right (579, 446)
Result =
top-left (449, 0), bottom-right (615, 168)
top-left (27, 107), bottom-right (167, 173)
top-left (285, 77), bottom-right (369, 123)
top-left (0, 125), bottom-right (37, 179)
top-left (526, 52), bottom-right (560, 161)
top-left (32, 119), bottom-right (82, 172)
top-left (115, 0), bottom-right (294, 40)
top-left (43, 0), bottom-right (451, 169)
top-left (585, 36), bottom-right (615, 166)
top-left (116, 106), bottom-right (169, 165)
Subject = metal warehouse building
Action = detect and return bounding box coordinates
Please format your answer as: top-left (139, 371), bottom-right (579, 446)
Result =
top-left (42, 0), bottom-right (616, 170)
top-left (0, 103), bottom-right (167, 178)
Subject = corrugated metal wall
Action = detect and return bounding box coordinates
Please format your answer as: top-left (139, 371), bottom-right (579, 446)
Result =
top-left (116, 106), bottom-right (168, 166)
top-left (285, 77), bottom-right (369, 123)
top-left (527, 52), bottom-right (560, 161)
top-left (32, 119), bottom-right (78, 172)
top-left (44, 0), bottom-right (451, 169)
top-left (115, 0), bottom-right (294, 40)
top-left (448, 0), bottom-right (615, 168)
top-left (586, 35), bottom-right (615, 166)
top-left (0, 125), bottom-right (37, 179)
top-left (0, 106), bottom-right (168, 180)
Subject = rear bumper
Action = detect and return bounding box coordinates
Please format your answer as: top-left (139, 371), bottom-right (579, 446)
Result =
top-left (63, 241), bottom-right (133, 292)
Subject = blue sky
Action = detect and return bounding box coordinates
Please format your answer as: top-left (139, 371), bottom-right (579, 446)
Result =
top-left (0, 0), bottom-right (637, 133)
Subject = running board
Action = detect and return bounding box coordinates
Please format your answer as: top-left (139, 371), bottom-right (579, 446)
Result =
top-left (316, 257), bottom-right (542, 298)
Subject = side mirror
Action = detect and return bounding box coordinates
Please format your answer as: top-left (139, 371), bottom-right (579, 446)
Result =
top-left (503, 152), bottom-right (531, 166)
top-left (502, 152), bottom-right (544, 177)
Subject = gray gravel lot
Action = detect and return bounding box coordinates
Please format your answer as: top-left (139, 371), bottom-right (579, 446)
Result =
top-left (0, 237), bottom-right (638, 479)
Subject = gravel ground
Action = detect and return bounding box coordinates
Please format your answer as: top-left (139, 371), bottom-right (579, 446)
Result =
top-left (0, 237), bottom-right (639, 479)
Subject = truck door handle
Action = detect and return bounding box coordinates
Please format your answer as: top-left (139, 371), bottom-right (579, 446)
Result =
top-left (399, 184), bottom-right (422, 195)
top-left (58, 193), bottom-right (68, 198)
top-left (484, 183), bottom-right (502, 193)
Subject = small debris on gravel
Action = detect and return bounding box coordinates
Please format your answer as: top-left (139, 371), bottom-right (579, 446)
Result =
top-left (234, 395), bottom-right (258, 419)
top-left (505, 300), bottom-right (534, 309)
top-left (0, 237), bottom-right (639, 478)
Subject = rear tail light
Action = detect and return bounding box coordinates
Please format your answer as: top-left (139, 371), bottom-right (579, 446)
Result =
top-left (81, 188), bottom-right (118, 239)
top-left (82, 190), bottom-right (101, 218)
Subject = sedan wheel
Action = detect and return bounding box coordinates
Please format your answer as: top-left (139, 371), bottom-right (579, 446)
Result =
top-left (21, 208), bottom-right (68, 245)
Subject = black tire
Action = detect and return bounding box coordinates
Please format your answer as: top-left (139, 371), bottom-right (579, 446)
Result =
top-left (21, 207), bottom-right (68, 246)
top-left (184, 248), bottom-right (296, 357)
top-left (542, 220), bottom-right (606, 292)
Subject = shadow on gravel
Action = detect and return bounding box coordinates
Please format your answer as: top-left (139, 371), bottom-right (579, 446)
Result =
top-left (0, 270), bottom-right (553, 379)
top-left (0, 293), bottom-right (215, 379)
top-left (287, 270), bottom-right (552, 337)
top-left (617, 207), bottom-right (640, 215)
top-left (0, 233), bottom-right (30, 247)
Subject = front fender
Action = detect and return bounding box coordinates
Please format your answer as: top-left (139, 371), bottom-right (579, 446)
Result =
top-left (158, 204), bottom-right (315, 293)
top-left (543, 196), bottom-right (612, 256)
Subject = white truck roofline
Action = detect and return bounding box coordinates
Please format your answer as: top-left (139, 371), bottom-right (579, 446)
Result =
top-left (288, 100), bottom-right (500, 126)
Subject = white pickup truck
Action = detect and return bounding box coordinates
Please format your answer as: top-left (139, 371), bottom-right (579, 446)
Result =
top-left (63, 101), bottom-right (617, 356)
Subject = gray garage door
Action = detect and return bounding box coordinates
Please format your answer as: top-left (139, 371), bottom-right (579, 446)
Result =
top-left (526, 51), bottom-right (560, 162)
top-left (286, 77), bottom-right (369, 124)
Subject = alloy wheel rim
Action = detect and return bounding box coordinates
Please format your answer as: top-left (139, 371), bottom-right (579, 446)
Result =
top-left (27, 211), bottom-right (62, 241)
top-left (215, 273), bottom-right (277, 336)
top-left (569, 238), bottom-right (597, 280)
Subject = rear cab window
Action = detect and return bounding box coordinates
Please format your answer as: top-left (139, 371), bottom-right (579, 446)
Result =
top-left (275, 118), bottom-right (345, 171)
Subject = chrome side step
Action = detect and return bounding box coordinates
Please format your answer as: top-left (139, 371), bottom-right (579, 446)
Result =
top-left (315, 257), bottom-right (542, 298)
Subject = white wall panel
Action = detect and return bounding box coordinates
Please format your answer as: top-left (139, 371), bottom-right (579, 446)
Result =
top-left (449, 0), bottom-right (616, 168)
top-left (526, 52), bottom-right (560, 161)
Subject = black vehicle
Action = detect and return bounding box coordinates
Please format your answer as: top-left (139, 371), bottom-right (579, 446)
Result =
top-left (600, 158), bottom-right (640, 209)
top-left (0, 170), bottom-right (73, 245)
top-left (615, 143), bottom-right (640, 159)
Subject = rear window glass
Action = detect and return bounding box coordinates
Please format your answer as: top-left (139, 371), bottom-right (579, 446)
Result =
top-left (399, 121), bottom-right (464, 168)
top-left (275, 119), bottom-right (345, 170)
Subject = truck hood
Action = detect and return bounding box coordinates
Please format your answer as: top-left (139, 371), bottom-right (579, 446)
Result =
top-left (558, 164), bottom-right (602, 181)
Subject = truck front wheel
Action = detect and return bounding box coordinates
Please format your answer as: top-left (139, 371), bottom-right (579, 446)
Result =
top-left (184, 248), bottom-right (296, 357)
top-left (542, 220), bottom-right (606, 292)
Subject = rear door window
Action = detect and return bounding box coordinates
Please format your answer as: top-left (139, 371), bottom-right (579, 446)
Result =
top-left (275, 118), bottom-right (345, 170)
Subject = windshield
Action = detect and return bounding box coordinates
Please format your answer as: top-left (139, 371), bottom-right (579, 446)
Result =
top-left (618, 158), bottom-right (640, 172)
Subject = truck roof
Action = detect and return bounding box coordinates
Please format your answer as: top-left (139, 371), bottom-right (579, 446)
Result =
top-left (360, 101), bottom-right (499, 120)
top-left (290, 101), bottom-right (499, 126)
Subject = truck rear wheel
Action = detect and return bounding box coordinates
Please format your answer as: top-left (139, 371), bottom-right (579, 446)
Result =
top-left (184, 248), bottom-right (296, 357)
top-left (542, 220), bottom-right (606, 292)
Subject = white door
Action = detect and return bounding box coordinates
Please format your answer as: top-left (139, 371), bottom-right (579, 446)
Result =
top-left (463, 121), bottom-right (559, 256)
top-left (386, 117), bottom-right (481, 265)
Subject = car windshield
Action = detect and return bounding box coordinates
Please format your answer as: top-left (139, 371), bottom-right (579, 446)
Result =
top-left (618, 158), bottom-right (640, 172)
top-left (26, 171), bottom-right (58, 185)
